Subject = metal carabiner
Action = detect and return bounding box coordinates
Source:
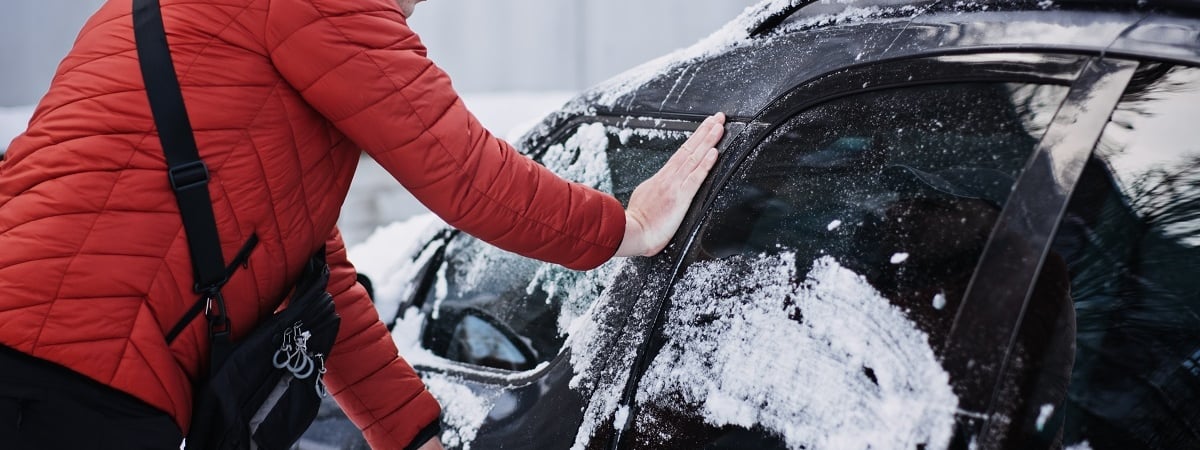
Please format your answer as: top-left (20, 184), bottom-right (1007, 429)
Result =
top-left (313, 354), bottom-right (328, 397)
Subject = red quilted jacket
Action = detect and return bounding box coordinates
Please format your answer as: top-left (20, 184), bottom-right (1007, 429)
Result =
top-left (0, 0), bottom-right (625, 447)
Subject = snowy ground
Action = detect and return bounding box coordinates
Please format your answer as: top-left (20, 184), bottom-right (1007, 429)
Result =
top-left (0, 92), bottom-right (575, 246)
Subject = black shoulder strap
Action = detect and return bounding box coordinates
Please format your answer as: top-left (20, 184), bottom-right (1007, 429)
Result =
top-left (132, 0), bottom-right (226, 292)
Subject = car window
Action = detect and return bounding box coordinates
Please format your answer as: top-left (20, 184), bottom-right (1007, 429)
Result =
top-left (419, 123), bottom-right (689, 371)
top-left (1028, 64), bottom-right (1200, 450)
top-left (627, 82), bottom-right (1069, 449)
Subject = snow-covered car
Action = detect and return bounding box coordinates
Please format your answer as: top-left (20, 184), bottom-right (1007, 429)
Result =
top-left (301, 0), bottom-right (1200, 449)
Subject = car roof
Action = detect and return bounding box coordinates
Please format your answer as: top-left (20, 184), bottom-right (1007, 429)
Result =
top-left (573, 0), bottom-right (1200, 120)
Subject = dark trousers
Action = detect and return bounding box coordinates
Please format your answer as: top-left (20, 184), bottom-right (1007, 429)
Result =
top-left (0, 345), bottom-right (183, 449)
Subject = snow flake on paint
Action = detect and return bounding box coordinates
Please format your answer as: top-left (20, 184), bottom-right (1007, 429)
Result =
top-left (1036, 404), bottom-right (1055, 431)
top-left (933, 292), bottom-right (947, 310)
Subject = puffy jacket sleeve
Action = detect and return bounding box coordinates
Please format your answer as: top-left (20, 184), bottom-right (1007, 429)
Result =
top-left (323, 227), bottom-right (441, 449)
top-left (265, 0), bottom-right (625, 270)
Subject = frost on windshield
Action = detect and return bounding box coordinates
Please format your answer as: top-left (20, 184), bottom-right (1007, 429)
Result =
top-left (637, 253), bottom-right (958, 449)
top-left (432, 122), bottom-right (626, 338)
top-left (542, 122), bottom-right (613, 193)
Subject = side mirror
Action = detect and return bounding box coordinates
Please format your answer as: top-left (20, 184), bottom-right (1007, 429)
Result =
top-left (424, 307), bottom-right (540, 372)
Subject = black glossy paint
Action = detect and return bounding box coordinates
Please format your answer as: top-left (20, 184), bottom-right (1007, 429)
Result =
top-left (580, 9), bottom-right (1159, 119)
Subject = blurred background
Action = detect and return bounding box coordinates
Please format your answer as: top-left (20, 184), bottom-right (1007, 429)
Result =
top-left (0, 0), bottom-right (758, 244)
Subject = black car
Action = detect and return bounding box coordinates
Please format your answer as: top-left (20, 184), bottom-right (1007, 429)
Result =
top-left (301, 1), bottom-right (1200, 449)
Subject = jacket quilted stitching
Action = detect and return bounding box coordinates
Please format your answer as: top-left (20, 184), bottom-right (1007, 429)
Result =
top-left (0, 0), bottom-right (625, 447)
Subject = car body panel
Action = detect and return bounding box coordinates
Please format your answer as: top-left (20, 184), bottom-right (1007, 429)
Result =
top-left (582, 9), bottom-right (1155, 120)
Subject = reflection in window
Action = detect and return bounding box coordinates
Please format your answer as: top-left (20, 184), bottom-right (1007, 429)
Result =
top-left (629, 82), bottom-right (1068, 449)
top-left (1044, 65), bottom-right (1200, 450)
top-left (447, 314), bottom-right (535, 371)
top-left (420, 124), bottom-right (687, 370)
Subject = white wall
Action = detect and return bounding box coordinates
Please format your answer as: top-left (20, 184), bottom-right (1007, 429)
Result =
top-left (408, 0), bottom-right (756, 93)
top-left (0, 0), bottom-right (757, 106)
top-left (0, 1), bottom-right (106, 106)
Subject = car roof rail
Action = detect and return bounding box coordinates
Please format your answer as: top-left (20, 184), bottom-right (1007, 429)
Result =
top-left (746, 0), bottom-right (821, 38)
top-left (744, 0), bottom-right (943, 38)
top-left (746, 0), bottom-right (1200, 39)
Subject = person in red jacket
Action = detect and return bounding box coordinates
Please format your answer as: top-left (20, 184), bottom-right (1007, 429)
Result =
top-left (0, 0), bottom-right (724, 448)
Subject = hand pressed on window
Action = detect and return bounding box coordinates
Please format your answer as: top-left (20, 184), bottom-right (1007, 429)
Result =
top-left (617, 113), bottom-right (726, 257)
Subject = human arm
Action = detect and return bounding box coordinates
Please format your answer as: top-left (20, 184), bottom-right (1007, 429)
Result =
top-left (617, 113), bottom-right (725, 257)
top-left (322, 227), bottom-right (442, 449)
top-left (267, 0), bottom-right (623, 270)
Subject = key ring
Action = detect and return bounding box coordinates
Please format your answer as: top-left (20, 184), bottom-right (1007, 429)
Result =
top-left (272, 347), bottom-right (291, 369)
top-left (273, 327), bottom-right (296, 369)
top-left (286, 347), bottom-right (310, 374)
top-left (293, 352), bottom-right (315, 379)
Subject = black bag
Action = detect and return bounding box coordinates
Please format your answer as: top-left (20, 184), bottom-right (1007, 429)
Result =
top-left (132, 0), bottom-right (341, 448)
top-left (185, 254), bottom-right (341, 450)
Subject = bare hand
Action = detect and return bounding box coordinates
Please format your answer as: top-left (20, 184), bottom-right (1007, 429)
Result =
top-left (616, 112), bottom-right (726, 257)
top-left (416, 437), bottom-right (445, 450)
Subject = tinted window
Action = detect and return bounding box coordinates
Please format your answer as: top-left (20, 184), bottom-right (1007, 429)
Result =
top-left (1035, 65), bottom-right (1200, 449)
top-left (628, 82), bottom-right (1068, 448)
top-left (420, 123), bottom-right (688, 371)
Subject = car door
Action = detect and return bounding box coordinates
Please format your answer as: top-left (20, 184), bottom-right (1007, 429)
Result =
top-left (608, 52), bottom-right (1108, 450)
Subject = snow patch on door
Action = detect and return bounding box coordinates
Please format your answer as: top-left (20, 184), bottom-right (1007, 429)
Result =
top-left (637, 253), bottom-right (958, 449)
